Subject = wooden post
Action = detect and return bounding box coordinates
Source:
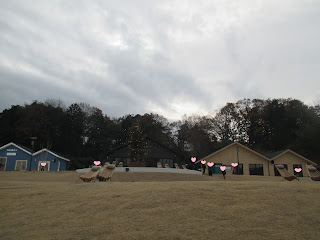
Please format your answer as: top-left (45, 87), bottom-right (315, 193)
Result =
top-left (236, 147), bottom-right (239, 175)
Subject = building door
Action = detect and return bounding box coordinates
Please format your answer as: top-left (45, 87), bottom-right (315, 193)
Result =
top-left (293, 164), bottom-right (303, 177)
top-left (214, 163), bottom-right (222, 174)
top-left (0, 157), bottom-right (7, 171)
top-left (38, 161), bottom-right (50, 171)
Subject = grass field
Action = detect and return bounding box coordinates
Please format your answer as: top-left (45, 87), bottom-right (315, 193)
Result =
top-left (0, 171), bottom-right (319, 240)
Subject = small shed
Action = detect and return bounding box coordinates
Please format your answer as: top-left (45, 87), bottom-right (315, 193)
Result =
top-left (0, 142), bottom-right (33, 171)
top-left (0, 142), bottom-right (70, 171)
top-left (32, 148), bottom-right (70, 171)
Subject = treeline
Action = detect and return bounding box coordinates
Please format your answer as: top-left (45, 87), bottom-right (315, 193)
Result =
top-left (0, 98), bottom-right (319, 169)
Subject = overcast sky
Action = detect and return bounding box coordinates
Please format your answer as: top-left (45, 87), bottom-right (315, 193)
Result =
top-left (0, 0), bottom-right (319, 121)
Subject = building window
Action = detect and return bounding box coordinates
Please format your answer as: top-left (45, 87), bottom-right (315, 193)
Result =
top-left (233, 164), bottom-right (243, 175)
top-left (15, 160), bottom-right (28, 171)
top-left (293, 164), bottom-right (303, 177)
top-left (160, 159), bottom-right (173, 168)
top-left (249, 164), bottom-right (264, 176)
top-left (0, 157), bottom-right (7, 171)
top-left (274, 164), bottom-right (288, 176)
top-left (115, 158), bottom-right (121, 165)
top-left (116, 158), bottom-right (131, 167)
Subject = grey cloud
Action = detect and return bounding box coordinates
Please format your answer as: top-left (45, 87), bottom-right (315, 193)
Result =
top-left (0, 0), bottom-right (319, 120)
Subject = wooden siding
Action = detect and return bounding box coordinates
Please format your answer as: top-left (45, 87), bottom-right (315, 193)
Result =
top-left (200, 142), bottom-right (315, 177)
top-left (203, 144), bottom-right (270, 176)
top-left (270, 151), bottom-right (312, 177)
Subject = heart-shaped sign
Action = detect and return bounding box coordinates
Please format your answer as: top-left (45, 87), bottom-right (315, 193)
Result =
top-left (201, 160), bottom-right (206, 165)
top-left (207, 162), bottom-right (214, 167)
top-left (294, 168), bottom-right (302, 173)
top-left (191, 157), bottom-right (196, 162)
top-left (40, 163), bottom-right (46, 167)
top-left (231, 163), bottom-right (238, 167)
top-left (93, 161), bottom-right (101, 166)
top-left (220, 166), bottom-right (226, 171)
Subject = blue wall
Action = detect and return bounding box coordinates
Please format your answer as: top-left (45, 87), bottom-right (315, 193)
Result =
top-left (0, 144), bottom-right (68, 171)
top-left (0, 145), bottom-right (31, 171)
top-left (32, 151), bottom-right (67, 171)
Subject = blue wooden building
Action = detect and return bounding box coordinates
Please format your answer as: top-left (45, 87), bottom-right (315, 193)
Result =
top-left (0, 142), bottom-right (70, 171)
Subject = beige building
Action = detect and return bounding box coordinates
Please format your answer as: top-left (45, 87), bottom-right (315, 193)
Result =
top-left (196, 142), bottom-right (317, 177)
top-left (265, 150), bottom-right (317, 177)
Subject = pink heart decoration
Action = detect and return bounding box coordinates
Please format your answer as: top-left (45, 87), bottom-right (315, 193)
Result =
top-left (294, 168), bottom-right (302, 173)
top-left (220, 166), bottom-right (226, 171)
top-left (191, 157), bottom-right (196, 162)
top-left (40, 163), bottom-right (46, 167)
top-left (207, 162), bottom-right (214, 167)
top-left (93, 161), bottom-right (101, 166)
top-left (231, 163), bottom-right (238, 167)
top-left (201, 160), bottom-right (206, 164)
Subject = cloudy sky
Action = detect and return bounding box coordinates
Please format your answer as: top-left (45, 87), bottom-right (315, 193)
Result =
top-left (0, 0), bottom-right (319, 121)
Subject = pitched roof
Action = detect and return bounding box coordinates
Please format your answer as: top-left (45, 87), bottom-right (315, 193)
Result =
top-left (32, 148), bottom-right (70, 162)
top-left (0, 142), bottom-right (34, 154)
top-left (265, 150), bottom-right (287, 159)
top-left (106, 136), bottom-right (184, 159)
top-left (265, 149), bottom-right (317, 166)
top-left (105, 144), bottom-right (128, 157)
top-left (0, 142), bottom-right (70, 162)
top-left (195, 142), bottom-right (271, 164)
top-left (145, 136), bottom-right (184, 159)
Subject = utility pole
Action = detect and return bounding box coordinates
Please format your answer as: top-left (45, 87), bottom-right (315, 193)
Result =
top-left (29, 137), bottom-right (37, 171)
top-left (236, 147), bottom-right (239, 175)
top-left (136, 124), bottom-right (140, 163)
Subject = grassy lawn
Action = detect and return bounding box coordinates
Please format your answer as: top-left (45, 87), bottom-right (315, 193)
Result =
top-left (0, 171), bottom-right (319, 240)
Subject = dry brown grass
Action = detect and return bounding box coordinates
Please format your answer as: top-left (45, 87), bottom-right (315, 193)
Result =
top-left (0, 171), bottom-right (319, 240)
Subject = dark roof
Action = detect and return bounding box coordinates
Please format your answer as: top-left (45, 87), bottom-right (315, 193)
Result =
top-left (105, 144), bottom-right (128, 156)
top-left (145, 136), bottom-right (185, 158)
top-left (265, 150), bottom-right (287, 159)
top-left (106, 136), bottom-right (185, 159)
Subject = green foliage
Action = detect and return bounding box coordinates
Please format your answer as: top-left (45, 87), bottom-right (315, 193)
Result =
top-left (0, 98), bottom-right (319, 168)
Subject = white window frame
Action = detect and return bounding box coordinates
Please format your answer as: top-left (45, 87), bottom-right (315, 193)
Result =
top-left (0, 157), bottom-right (7, 171)
top-left (38, 161), bottom-right (51, 171)
top-left (15, 160), bottom-right (28, 171)
top-left (57, 161), bottom-right (60, 171)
